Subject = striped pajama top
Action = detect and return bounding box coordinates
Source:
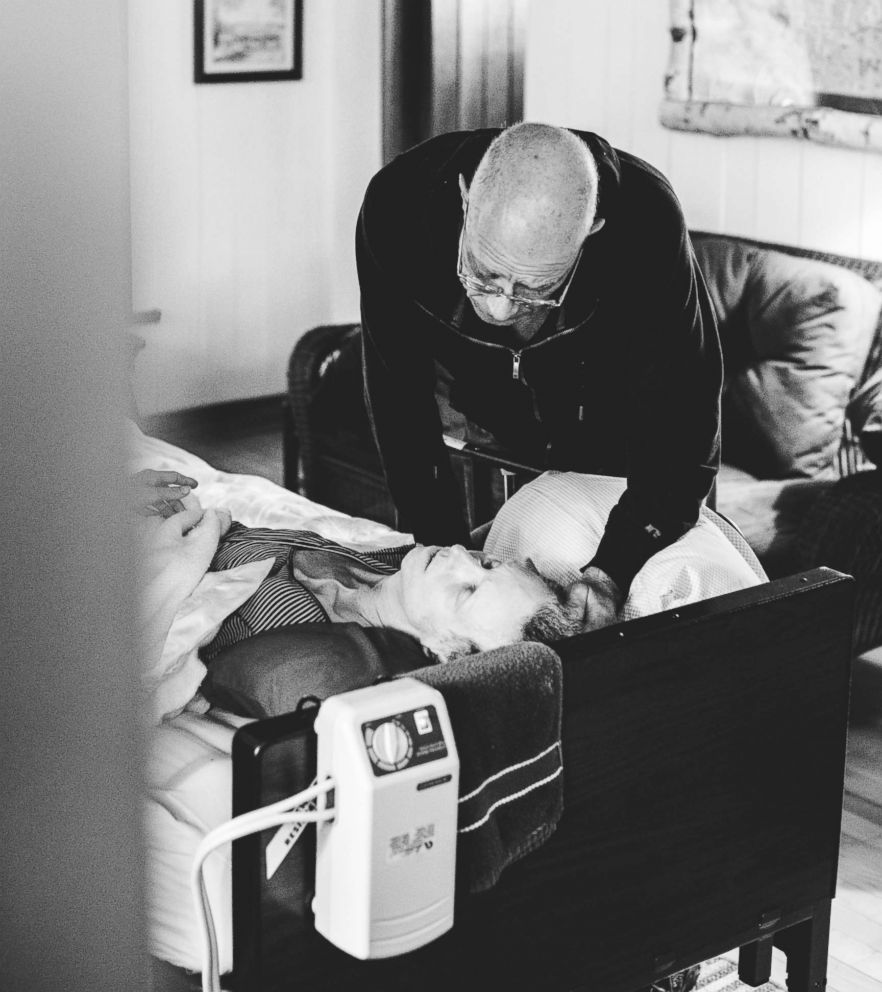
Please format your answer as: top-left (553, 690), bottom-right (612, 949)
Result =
top-left (202, 522), bottom-right (413, 661)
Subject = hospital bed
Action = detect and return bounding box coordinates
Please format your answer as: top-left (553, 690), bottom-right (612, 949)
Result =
top-left (136, 424), bottom-right (853, 992)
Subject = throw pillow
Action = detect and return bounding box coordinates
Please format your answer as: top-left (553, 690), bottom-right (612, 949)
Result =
top-left (693, 237), bottom-right (882, 478)
top-left (483, 472), bottom-right (764, 624)
top-left (201, 623), bottom-right (432, 719)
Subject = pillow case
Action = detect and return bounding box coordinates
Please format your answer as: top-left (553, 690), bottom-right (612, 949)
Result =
top-left (201, 623), bottom-right (432, 719)
top-left (483, 472), bottom-right (764, 623)
top-left (693, 237), bottom-right (882, 478)
top-left (143, 558), bottom-right (274, 724)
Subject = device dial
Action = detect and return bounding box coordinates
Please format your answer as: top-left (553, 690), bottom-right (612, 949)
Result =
top-left (368, 720), bottom-right (412, 770)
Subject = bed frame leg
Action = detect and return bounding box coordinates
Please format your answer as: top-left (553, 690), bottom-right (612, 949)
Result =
top-left (739, 935), bottom-right (773, 986)
top-left (774, 900), bottom-right (832, 992)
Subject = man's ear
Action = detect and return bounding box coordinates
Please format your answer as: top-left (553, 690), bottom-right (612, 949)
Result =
top-left (588, 216), bottom-right (606, 236)
top-left (458, 173), bottom-right (469, 211)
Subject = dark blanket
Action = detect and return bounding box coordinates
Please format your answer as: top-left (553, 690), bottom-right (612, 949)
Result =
top-left (413, 643), bottom-right (564, 893)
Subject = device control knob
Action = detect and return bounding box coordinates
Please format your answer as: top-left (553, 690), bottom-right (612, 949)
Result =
top-left (370, 721), bottom-right (411, 766)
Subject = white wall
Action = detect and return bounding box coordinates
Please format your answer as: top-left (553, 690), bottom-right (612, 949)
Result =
top-left (524, 0), bottom-right (882, 262)
top-left (129, 0), bottom-right (383, 415)
top-left (0, 1), bottom-right (146, 988)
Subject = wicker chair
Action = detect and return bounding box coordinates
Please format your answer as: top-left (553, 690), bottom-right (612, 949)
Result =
top-left (282, 322), bottom-right (539, 532)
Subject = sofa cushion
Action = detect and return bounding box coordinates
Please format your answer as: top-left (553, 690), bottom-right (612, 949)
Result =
top-left (694, 237), bottom-right (882, 479)
top-left (714, 462), bottom-right (833, 577)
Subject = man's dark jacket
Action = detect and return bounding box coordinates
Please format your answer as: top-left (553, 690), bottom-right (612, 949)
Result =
top-left (355, 128), bottom-right (722, 595)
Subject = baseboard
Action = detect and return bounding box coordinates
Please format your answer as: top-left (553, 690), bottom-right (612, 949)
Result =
top-left (140, 394), bottom-right (286, 439)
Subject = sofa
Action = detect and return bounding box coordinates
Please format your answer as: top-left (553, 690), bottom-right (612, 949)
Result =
top-left (690, 233), bottom-right (882, 575)
top-left (282, 231), bottom-right (882, 649)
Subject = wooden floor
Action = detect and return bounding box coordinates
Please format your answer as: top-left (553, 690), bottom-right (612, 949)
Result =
top-left (143, 401), bottom-right (882, 992)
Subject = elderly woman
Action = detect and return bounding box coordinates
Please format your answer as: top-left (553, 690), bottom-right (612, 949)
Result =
top-left (133, 470), bottom-right (585, 669)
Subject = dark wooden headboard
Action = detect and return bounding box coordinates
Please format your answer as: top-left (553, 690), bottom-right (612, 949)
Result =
top-left (231, 567), bottom-right (853, 992)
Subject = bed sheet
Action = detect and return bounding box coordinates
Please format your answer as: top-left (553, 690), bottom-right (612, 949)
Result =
top-left (126, 422), bottom-right (412, 546)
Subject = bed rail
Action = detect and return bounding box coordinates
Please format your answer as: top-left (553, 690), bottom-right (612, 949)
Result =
top-left (231, 567), bottom-right (853, 992)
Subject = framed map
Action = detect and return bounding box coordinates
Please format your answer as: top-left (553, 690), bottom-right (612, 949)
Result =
top-left (661, 0), bottom-right (882, 152)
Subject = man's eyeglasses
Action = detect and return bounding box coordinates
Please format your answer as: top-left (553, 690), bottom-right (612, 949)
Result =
top-left (456, 221), bottom-right (583, 311)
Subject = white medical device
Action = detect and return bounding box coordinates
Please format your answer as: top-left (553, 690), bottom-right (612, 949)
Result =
top-left (313, 677), bottom-right (460, 960)
top-left (192, 678), bottom-right (459, 992)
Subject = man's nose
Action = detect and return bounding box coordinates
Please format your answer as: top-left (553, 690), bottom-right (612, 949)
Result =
top-left (484, 293), bottom-right (516, 321)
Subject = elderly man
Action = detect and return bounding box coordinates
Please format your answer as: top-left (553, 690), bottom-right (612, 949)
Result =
top-left (356, 122), bottom-right (722, 628)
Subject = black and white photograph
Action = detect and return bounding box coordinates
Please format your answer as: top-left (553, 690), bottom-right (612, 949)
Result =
top-left (2, 2), bottom-right (881, 991)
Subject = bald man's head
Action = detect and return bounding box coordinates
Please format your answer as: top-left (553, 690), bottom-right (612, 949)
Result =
top-left (463, 123), bottom-right (600, 261)
top-left (455, 124), bottom-right (604, 332)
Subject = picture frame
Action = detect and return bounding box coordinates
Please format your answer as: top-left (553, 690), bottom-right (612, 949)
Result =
top-left (194, 0), bottom-right (303, 84)
top-left (660, 0), bottom-right (882, 154)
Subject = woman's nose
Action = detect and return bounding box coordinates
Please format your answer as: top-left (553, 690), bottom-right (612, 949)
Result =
top-left (444, 544), bottom-right (474, 566)
top-left (447, 545), bottom-right (486, 572)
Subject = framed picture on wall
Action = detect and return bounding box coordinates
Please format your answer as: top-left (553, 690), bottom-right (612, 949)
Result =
top-left (660, 0), bottom-right (882, 153)
top-left (194, 0), bottom-right (303, 84)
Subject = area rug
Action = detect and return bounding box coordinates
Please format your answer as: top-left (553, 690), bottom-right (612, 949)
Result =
top-left (695, 955), bottom-right (785, 991)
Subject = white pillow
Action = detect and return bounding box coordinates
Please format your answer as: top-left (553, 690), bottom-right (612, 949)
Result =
top-left (142, 558), bottom-right (274, 724)
top-left (484, 472), bottom-right (765, 623)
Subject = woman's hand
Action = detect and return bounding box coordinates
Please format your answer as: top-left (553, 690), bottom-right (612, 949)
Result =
top-left (136, 503), bottom-right (232, 670)
top-left (128, 469), bottom-right (198, 518)
top-left (140, 503), bottom-right (231, 591)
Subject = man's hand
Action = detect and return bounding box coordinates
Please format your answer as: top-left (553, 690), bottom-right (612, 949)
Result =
top-left (128, 469), bottom-right (198, 518)
top-left (571, 566), bottom-right (623, 631)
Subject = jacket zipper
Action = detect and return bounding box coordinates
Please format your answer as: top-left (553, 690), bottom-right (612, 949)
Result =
top-left (412, 297), bottom-right (600, 382)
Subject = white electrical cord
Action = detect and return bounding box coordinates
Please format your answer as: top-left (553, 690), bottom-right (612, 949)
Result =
top-left (191, 778), bottom-right (336, 992)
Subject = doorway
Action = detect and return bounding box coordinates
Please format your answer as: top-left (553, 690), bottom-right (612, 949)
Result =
top-left (382, 0), bottom-right (527, 163)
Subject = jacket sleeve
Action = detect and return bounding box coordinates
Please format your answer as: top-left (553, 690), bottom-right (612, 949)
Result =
top-left (355, 192), bottom-right (471, 547)
top-left (587, 198), bottom-right (722, 594)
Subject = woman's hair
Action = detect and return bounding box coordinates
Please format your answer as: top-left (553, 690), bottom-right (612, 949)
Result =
top-left (433, 573), bottom-right (583, 664)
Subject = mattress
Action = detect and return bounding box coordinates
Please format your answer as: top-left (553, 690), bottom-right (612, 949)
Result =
top-left (145, 709), bottom-right (247, 974)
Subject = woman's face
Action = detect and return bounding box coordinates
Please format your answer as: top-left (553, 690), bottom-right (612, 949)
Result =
top-left (391, 544), bottom-right (557, 659)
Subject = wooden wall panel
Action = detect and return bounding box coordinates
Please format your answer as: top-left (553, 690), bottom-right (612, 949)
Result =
top-left (860, 154), bottom-right (882, 261)
top-left (130, 0), bottom-right (383, 415)
top-left (753, 140), bottom-right (803, 245)
top-left (718, 138), bottom-right (760, 238)
top-left (523, 0), bottom-right (584, 130)
top-left (668, 130), bottom-right (728, 232)
top-left (604, 0), bottom-right (637, 151)
top-left (800, 145), bottom-right (866, 257)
